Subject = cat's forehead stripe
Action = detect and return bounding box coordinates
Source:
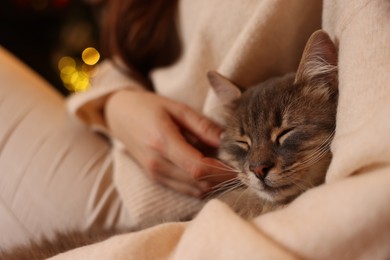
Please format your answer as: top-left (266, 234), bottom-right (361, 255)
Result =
top-left (244, 93), bottom-right (285, 140)
top-left (274, 109), bottom-right (283, 128)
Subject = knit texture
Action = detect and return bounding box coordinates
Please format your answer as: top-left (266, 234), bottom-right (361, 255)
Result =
top-left (66, 0), bottom-right (322, 227)
top-left (59, 0), bottom-right (390, 259)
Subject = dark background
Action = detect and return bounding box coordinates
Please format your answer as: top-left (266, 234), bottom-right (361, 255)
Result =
top-left (0, 0), bottom-right (103, 96)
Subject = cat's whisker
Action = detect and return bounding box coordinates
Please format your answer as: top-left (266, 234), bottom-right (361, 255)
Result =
top-left (216, 186), bottom-right (241, 200)
top-left (296, 145), bottom-right (331, 171)
top-left (304, 132), bottom-right (334, 160)
top-left (204, 177), bottom-right (242, 198)
top-left (297, 150), bottom-right (327, 169)
top-left (230, 187), bottom-right (252, 212)
top-left (206, 162), bottom-right (239, 172)
top-left (278, 162), bottom-right (321, 193)
top-left (196, 161), bottom-right (240, 173)
top-left (295, 130), bottom-right (335, 169)
top-left (290, 178), bottom-right (313, 192)
top-left (172, 148), bottom-right (240, 173)
top-left (212, 177), bottom-right (241, 189)
top-left (196, 172), bottom-right (240, 182)
top-left (214, 183), bottom-right (244, 196)
top-left (279, 171), bottom-right (312, 191)
top-left (206, 181), bottom-right (244, 200)
top-left (281, 141), bottom-right (331, 175)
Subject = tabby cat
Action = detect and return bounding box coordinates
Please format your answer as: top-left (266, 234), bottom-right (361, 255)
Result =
top-left (210, 29), bottom-right (338, 217)
top-left (0, 30), bottom-right (338, 259)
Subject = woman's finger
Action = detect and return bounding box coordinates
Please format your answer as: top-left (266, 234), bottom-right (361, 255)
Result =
top-left (195, 158), bottom-right (237, 186)
top-left (168, 103), bottom-right (223, 148)
top-left (159, 121), bottom-right (232, 182)
top-left (138, 151), bottom-right (209, 191)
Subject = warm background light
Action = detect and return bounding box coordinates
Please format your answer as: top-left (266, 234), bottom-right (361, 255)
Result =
top-left (0, 0), bottom-right (99, 95)
top-left (57, 48), bottom-right (101, 93)
top-left (81, 47), bottom-right (100, 65)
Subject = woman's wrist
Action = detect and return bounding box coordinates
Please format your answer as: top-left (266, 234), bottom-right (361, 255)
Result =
top-left (103, 88), bottom-right (149, 134)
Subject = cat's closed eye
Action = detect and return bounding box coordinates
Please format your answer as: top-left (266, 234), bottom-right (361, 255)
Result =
top-left (235, 136), bottom-right (251, 150)
top-left (276, 128), bottom-right (295, 145)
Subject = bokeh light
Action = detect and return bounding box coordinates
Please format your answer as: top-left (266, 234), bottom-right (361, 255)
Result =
top-left (81, 47), bottom-right (100, 65)
top-left (58, 56), bottom-right (76, 70)
top-left (58, 48), bottom-right (101, 93)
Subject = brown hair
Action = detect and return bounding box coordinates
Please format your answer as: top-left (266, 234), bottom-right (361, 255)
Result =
top-left (101, 0), bottom-right (180, 88)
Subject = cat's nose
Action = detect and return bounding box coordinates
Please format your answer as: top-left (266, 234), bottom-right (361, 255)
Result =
top-left (249, 162), bottom-right (274, 180)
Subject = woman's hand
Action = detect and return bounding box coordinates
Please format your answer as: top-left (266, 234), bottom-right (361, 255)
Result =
top-left (105, 89), bottom-right (234, 197)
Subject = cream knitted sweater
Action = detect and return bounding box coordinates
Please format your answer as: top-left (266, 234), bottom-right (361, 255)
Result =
top-left (67, 0), bottom-right (322, 227)
top-left (68, 0), bottom-right (321, 228)
top-left (56, 0), bottom-right (390, 259)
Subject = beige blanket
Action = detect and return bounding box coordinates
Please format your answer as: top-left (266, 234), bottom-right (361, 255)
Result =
top-left (55, 0), bottom-right (390, 259)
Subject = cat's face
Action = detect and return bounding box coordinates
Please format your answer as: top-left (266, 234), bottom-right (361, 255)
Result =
top-left (209, 30), bottom-right (338, 204)
top-left (219, 73), bottom-right (337, 203)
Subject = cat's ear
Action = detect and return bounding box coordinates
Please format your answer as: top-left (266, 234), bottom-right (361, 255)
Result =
top-left (207, 71), bottom-right (242, 104)
top-left (294, 30), bottom-right (337, 85)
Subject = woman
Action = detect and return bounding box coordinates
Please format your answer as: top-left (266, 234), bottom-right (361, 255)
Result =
top-left (0, 0), bottom-right (322, 249)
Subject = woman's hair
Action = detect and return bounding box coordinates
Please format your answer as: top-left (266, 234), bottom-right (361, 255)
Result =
top-left (101, 0), bottom-right (180, 88)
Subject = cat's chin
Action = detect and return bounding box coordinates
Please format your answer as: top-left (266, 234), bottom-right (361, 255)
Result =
top-left (251, 185), bottom-right (299, 205)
